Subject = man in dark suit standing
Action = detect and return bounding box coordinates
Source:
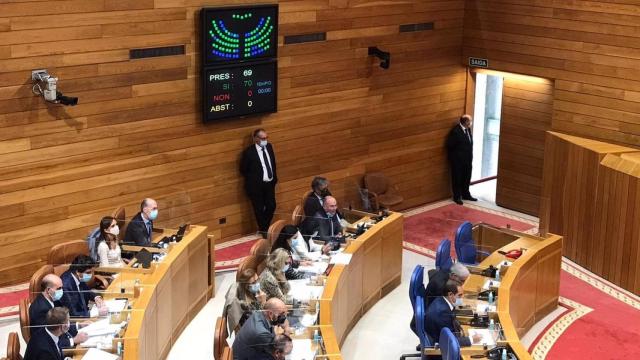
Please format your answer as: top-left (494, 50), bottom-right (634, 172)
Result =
top-left (425, 281), bottom-right (481, 346)
top-left (240, 129), bottom-right (277, 238)
top-left (446, 115), bottom-right (477, 205)
top-left (24, 307), bottom-right (70, 360)
top-left (30, 274), bottom-right (88, 349)
top-left (124, 198), bottom-right (159, 246)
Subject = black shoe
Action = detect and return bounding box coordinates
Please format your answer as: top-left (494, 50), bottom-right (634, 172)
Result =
top-left (462, 195), bottom-right (478, 201)
top-left (453, 198), bottom-right (463, 205)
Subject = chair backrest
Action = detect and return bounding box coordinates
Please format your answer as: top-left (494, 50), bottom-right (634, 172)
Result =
top-left (267, 220), bottom-right (286, 246)
top-left (112, 206), bottom-right (127, 238)
top-left (29, 265), bottom-right (54, 302)
top-left (221, 346), bottom-right (232, 360)
top-left (454, 221), bottom-right (476, 264)
top-left (414, 295), bottom-right (432, 352)
top-left (439, 327), bottom-right (461, 360)
top-left (251, 239), bottom-right (271, 266)
top-left (364, 172), bottom-right (389, 195)
top-left (436, 239), bottom-right (453, 272)
top-left (236, 255), bottom-right (261, 280)
top-left (409, 265), bottom-right (424, 310)
top-left (6, 332), bottom-right (22, 360)
top-left (214, 316), bottom-right (228, 360)
top-left (19, 298), bottom-right (30, 342)
top-left (291, 205), bottom-right (304, 227)
top-left (48, 240), bottom-right (90, 267)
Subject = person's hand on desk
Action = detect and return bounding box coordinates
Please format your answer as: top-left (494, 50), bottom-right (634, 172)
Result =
top-left (300, 260), bottom-right (314, 267)
top-left (321, 244), bottom-right (331, 255)
top-left (471, 333), bottom-right (483, 344)
top-left (73, 332), bottom-right (89, 344)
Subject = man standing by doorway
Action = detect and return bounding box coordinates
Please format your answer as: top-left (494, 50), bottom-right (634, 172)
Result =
top-left (241, 128), bottom-right (278, 238)
top-left (446, 115), bottom-right (477, 205)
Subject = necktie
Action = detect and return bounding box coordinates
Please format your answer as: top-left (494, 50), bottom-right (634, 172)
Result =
top-left (261, 147), bottom-right (273, 179)
top-left (147, 221), bottom-right (152, 241)
top-left (465, 128), bottom-right (472, 143)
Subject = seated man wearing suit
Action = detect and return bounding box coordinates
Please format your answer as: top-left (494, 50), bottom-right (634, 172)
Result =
top-left (30, 274), bottom-right (88, 348)
top-left (124, 198), bottom-right (159, 246)
top-left (303, 176), bottom-right (331, 219)
top-left (254, 334), bottom-right (293, 360)
top-left (232, 298), bottom-right (290, 360)
top-left (425, 263), bottom-right (470, 307)
top-left (24, 307), bottom-right (70, 360)
top-left (425, 281), bottom-right (481, 346)
top-left (60, 255), bottom-right (107, 318)
top-left (301, 196), bottom-right (344, 244)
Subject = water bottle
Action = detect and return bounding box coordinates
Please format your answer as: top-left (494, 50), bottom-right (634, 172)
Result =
top-left (501, 348), bottom-right (507, 360)
top-left (315, 298), bottom-right (320, 314)
top-left (313, 329), bottom-right (320, 345)
top-left (495, 269), bottom-right (501, 281)
top-left (488, 291), bottom-right (494, 305)
top-left (488, 319), bottom-right (494, 331)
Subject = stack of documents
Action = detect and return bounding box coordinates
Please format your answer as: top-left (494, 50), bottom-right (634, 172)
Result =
top-left (287, 280), bottom-right (324, 302)
top-left (468, 328), bottom-right (498, 346)
top-left (104, 299), bottom-right (127, 313)
top-left (81, 318), bottom-right (125, 337)
top-left (290, 339), bottom-right (318, 360)
top-left (298, 261), bottom-right (328, 274)
top-left (329, 253), bottom-right (352, 265)
top-left (476, 303), bottom-right (497, 314)
top-left (81, 348), bottom-right (119, 360)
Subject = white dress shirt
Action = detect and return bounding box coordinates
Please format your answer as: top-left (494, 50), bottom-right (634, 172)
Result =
top-left (255, 144), bottom-right (273, 182)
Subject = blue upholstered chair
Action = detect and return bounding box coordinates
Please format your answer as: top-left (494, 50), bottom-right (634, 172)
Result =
top-left (439, 327), bottom-right (461, 360)
top-left (454, 221), bottom-right (490, 265)
top-left (401, 267), bottom-right (426, 360)
top-left (435, 239), bottom-right (453, 271)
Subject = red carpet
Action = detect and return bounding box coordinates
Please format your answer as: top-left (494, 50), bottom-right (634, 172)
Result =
top-left (0, 287), bottom-right (28, 318)
top-left (214, 236), bottom-right (260, 271)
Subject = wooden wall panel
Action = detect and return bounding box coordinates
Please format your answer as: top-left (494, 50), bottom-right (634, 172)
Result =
top-left (540, 132), bottom-right (640, 295)
top-left (495, 76), bottom-right (553, 216)
top-left (0, 1), bottom-right (466, 285)
top-left (464, 0), bottom-right (640, 147)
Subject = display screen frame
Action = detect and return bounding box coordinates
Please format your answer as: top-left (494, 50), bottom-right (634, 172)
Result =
top-left (200, 4), bottom-right (279, 66)
top-left (201, 59), bottom-right (278, 122)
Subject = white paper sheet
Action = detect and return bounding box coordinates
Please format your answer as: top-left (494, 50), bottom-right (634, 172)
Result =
top-left (287, 281), bottom-right (324, 302)
top-left (475, 303), bottom-right (496, 314)
top-left (81, 348), bottom-right (119, 360)
top-left (482, 279), bottom-right (500, 290)
top-left (80, 318), bottom-right (124, 337)
top-left (287, 339), bottom-right (317, 360)
top-left (329, 253), bottom-right (352, 265)
top-left (297, 261), bottom-right (328, 274)
top-left (104, 299), bottom-right (127, 313)
top-left (468, 328), bottom-right (498, 346)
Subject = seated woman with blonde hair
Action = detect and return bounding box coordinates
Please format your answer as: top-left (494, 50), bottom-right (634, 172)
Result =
top-left (259, 248), bottom-right (291, 302)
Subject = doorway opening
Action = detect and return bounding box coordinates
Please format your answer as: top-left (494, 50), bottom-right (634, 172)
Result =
top-left (470, 72), bottom-right (503, 202)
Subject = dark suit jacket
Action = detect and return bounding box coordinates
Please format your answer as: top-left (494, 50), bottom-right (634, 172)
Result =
top-left (24, 328), bottom-right (63, 360)
top-left (60, 270), bottom-right (97, 318)
top-left (303, 192), bottom-right (324, 219)
top-left (124, 212), bottom-right (153, 246)
top-left (29, 294), bottom-right (76, 348)
top-left (445, 124), bottom-right (473, 163)
top-left (302, 210), bottom-right (343, 243)
top-left (425, 269), bottom-right (449, 307)
top-left (425, 296), bottom-right (471, 347)
top-left (240, 143), bottom-right (277, 194)
top-left (232, 311), bottom-right (275, 360)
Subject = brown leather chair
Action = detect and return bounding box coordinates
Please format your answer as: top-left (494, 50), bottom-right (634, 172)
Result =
top-left (291, 205), bottom-right (304, 227)
top-left (19, 298), bottom-right (30, 342)
top-left (6, 332), bottom-right (22, 360)
top-left (47, 240), bottom-right (108, 289)
top-left (301, 190), bottom-right (311, 210)
top-left (221, 346), bottom-right (232, 360)
top-left (214, 316), bottom-right (229, 360)
top-left (29, 265), bottom-right (54, 302)
top-left (111, 206), bottom-right (127, 238)
top-left (266, 220), bottom-right (286, 247)
top-left (364, 172), bottom-right (403, 211)
top-left (236, 255), bottom-right (261, 281)
top-left (251, 239), bottom-right (271, 275)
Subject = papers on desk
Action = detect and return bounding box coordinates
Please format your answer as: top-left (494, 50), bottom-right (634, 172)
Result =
top-left (476, 303), bottom-right (496, 315)
top-left (329, 253), bottom-right (352, 265)
top-left (81, 318), bottom-right (125, 337)
top-left (288, 339), bottom-right (317, 360)
top-left (468, 328), bottom-right (497, 346)
top-left (498, 260), bottom-right (513, 269)
top-left (298, 261), bottom-right (328, 274)
top-left (81, 348), bottom-right (118, 360)
top-left (104, 299), bottom-right (127, 313)
top-left (482, 279), bottom-right (501, 290)
top-left (287, 280), bottom-right (324, 302)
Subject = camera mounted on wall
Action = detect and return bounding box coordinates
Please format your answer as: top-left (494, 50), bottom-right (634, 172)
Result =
top-left (31, 69), bottom-right (78, 106)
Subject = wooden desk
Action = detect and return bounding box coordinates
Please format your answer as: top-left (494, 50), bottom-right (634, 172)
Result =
top-left (461, 225), bottom-right (563, 360)
top-left (104, 225), bottom-right (211, 360)
top-left (318, 212), bottom-right (403, 359)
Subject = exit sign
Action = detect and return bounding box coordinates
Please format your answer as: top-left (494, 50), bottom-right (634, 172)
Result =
top-left (469, 57), bottom-right (489, 68)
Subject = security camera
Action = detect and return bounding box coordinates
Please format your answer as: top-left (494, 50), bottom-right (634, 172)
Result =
top-left (368, 47), bottom-right (391, 69)
top-left (32, 69), bottom-right (78, 106)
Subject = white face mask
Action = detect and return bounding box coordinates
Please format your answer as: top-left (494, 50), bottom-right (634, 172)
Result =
top-left (109, 225), bottom-right (120, 236)
top-left (260, 140), bottom-right (268, 147)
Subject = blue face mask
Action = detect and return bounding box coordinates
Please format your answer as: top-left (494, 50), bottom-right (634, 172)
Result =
top-left (52, 289), bottom-right (63, 301)
top-left (81, 273), bottom-right (92, 282)
top-left (149, 209), bottom-right (158, 221)
top-left (260, 140), bottom-right (268, 147)
top-left (291, 237), bottom-right (299, 247)
top-left (282, 264), bottom-right (290, 272)
top-left (249, 283), bottom-right (261, 294)
top-left (454, 297), bottom-right (464, 307)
